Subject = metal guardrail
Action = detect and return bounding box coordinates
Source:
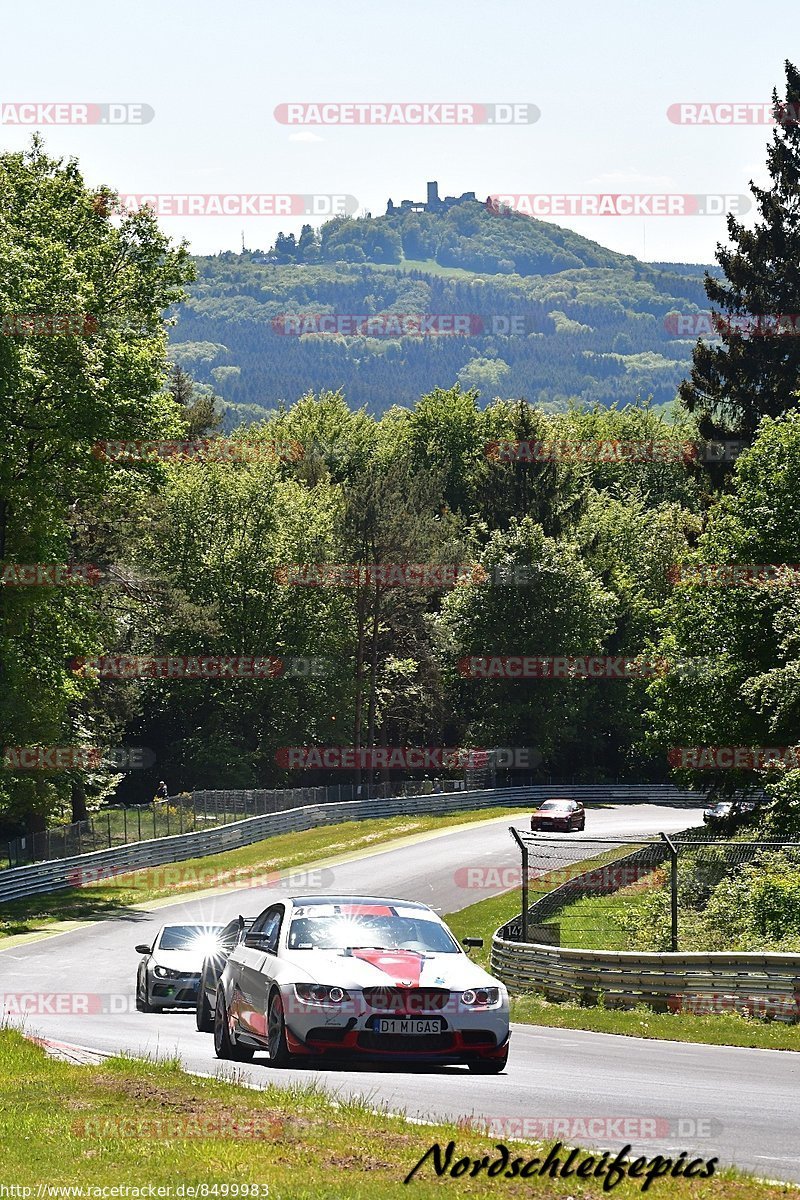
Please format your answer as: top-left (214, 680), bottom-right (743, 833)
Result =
top-left (491, 821), bottom-right (800, 1020)
top-left (0, 784), bottom-right (705, 904)
top-left (491, 937), bottom-right (800, 1020)
top-left (5, 780), bottom-right (471, 868)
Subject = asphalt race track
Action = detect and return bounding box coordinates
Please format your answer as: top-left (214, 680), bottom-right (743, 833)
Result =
top-left (3, 803), bottom-right (800, 1183)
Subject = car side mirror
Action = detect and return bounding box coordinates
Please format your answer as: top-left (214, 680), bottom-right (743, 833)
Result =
top-left (135, 944), bottom-right (151, 955)
top-left (244, 932), bottom-right (270, 949)
top-left (462, 937), bottom-right (484, 950)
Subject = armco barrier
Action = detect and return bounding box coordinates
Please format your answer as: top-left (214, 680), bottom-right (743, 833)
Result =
top-left (0, 784), bottom-right (705, 904)
top-left (491, 937), bottom-right (800, 1019)
top-left (491, 823), bottom-right (800, 1019)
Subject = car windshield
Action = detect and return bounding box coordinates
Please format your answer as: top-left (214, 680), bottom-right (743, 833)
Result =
top-left (158, 925), bottom-right (223, 952)
top-left (539, 801), bottom-right (571, 811)
top-left (287, 905), bottom-right (459, 953)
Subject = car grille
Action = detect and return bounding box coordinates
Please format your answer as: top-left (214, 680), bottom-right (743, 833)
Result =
top-left (362, 987), bottom-right (450, 1013)
top-left (357, 1030), bottom-right (455, 1052)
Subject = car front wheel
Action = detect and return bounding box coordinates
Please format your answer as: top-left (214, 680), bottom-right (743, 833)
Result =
top-left (468, 1050), bottom-right (508, 1074)
top-left (196, 973), bottom-right (214, 1033)
top-left (135, 972), bottom-right (153, 1013)
top-left (214, 991), bottom-right (254, 1062)
top-left (267, 990), bottom-right (293, 1068)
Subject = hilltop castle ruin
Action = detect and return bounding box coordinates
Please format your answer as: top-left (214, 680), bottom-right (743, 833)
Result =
top-left (386, 181), bottom-right (478, 215)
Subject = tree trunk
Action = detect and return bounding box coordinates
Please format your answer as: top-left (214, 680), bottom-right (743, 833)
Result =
top-left (71, 775), bottom-right (89, 823)
top-left (352, 583), bottom-right (368, 784)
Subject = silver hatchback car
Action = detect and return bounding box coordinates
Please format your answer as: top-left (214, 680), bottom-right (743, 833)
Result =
top-left (135, 923), bottom-right (224, 1012)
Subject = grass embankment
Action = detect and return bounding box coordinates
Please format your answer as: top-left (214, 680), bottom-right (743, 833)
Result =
top-left (446, 882), bottom-right (800, 1052)
top-left (0, 806), bottom-right (523, 939)
top-left (446, 845), bottom-right (641, 972)
top-left (1, 1029), bottom-right (793, 1199)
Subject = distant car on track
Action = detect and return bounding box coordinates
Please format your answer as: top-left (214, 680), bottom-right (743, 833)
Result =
top-left (213, 896), bottom-right (510, 1072)
top-left (530, 798), bottom-right (586, 832)
top-left (703, 798), bottom-right (757, 826)
top-left (196, 915), bottom-right (255, 1032)
top-left (135, 923), bottom-right (224, 1012)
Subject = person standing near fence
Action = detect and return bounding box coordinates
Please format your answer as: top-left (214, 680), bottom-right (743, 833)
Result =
top-left (155, 780), bottom-right (168, 801)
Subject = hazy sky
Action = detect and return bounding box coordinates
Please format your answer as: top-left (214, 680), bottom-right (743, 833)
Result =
top-left (3, 1), bottom-right (798, 263)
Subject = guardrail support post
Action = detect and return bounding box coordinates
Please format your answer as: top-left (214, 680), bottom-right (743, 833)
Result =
top-left (660, 832), bottom-right (679, 951)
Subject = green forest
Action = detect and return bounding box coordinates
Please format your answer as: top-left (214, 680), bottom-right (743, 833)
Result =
top-left (3, 61), bottom-right (800, 844)
top-left (171, 208), bottom-right (716, 417)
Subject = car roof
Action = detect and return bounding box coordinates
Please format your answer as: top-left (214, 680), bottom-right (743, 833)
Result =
top-left (159, 921), bottom-right (220, 931)
top-left (286, 895), bottom-right (435, 913)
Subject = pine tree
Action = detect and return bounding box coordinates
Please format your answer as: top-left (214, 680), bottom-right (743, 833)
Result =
top-left (680, 61), bottom-right (800, 440)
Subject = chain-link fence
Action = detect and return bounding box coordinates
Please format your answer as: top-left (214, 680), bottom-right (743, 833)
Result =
top-left (4, 778), bottom-right (476, 868)
top-left (503, 829), bottom-right (800, 954)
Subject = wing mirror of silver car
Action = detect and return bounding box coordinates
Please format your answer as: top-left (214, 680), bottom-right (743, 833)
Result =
top-left (135, 943), bottom-right (150, 954)
top-left (462, 937), bottom-right (484, 950)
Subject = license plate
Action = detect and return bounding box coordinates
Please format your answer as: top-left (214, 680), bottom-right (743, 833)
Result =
top-left (374, 1018), bottom-right (442, 1035)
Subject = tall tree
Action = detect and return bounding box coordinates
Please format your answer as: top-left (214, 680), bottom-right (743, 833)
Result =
top-left (0, 138), bottom-right (192, 832)
top-left (680, 62), bottom-right (800, 440)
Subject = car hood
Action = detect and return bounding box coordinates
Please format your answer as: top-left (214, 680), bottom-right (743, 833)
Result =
top-left (281, 947), bottom-right (501, 991)
top-left (150, 948), bottom-right (206, 972)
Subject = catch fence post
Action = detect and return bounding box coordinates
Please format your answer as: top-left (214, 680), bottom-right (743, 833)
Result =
top-left (660, 832), bottom-right (679, 951)
top-left (510, 827), bottom-right (529, 942)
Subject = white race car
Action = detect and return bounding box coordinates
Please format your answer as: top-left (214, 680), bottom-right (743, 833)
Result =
top-left (213, 896), bottom-right (510, 1072)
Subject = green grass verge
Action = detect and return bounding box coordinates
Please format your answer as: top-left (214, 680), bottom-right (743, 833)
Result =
top-left (0, 807), bottom-right (524, 939)
top-left (540, 876), bottom-right (664, 951)
top-left (510, 994), bottom-right (800, 1051)
top-left (445, 883), bottom-right (800, 1051)
top-left (446, 845), bottom-right (639, 971)
top-left (2, 1029), bottom-right (793, 1198)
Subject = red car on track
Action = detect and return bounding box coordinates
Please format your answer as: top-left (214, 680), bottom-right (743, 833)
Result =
top-left (530, 798), bottom-right (586, 832)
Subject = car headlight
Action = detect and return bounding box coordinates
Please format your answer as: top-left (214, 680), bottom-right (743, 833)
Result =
top-left (460, 987), bottom-right (501, 1008)
top-left (153, 965), bottom-right (182, 979)
top-left (294, 983), bottom-right (351, 1005)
